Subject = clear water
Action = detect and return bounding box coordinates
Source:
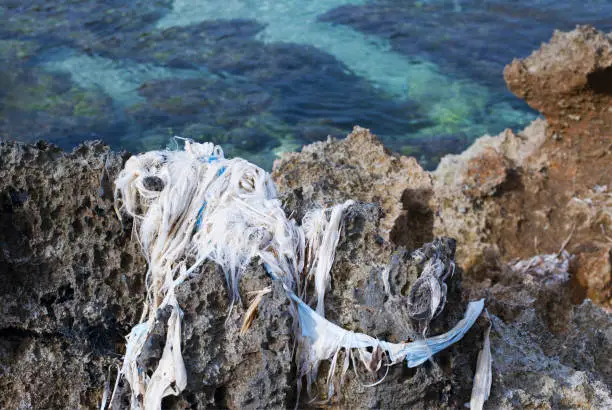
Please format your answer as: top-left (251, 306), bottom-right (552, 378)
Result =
top-left (1, 0), bottom-right (611, 169)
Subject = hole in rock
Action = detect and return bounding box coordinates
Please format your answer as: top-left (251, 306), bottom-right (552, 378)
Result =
top-left (587, 66), bottom-right (612, 94)
top-left (390, 189), bottom-right (434, 251)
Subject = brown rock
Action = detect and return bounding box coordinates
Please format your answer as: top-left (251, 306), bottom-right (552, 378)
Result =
top-left (575, 248), bottom-right (612, 308)
top-left (432, 120), bottom-right (549, 273)
top-left (461, 147), bottom-right (509, 198)
top-left (504, 25), bottom-right (612, 128)
top-left (434, 27), bottom-right (612, 308)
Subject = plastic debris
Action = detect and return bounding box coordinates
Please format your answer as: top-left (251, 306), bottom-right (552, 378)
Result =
top-left (302, 201), bottom-right (354, 316)
top-left (407, 240), bottom-right (456, 334)
top-left (380, 250), bottom-right (405, 297)
top-left (114, 140), bottom-right (309, 408)
top-left (511, 251), bottom-right (571, 286)
top-left (292, 291), bottom-right (484, 398)
top-left (113, 139), bottom-right (485, 408)
top-left (470, 321), bottom-right (492, 410)
top-left (99, 365), bottom-right (121, 410)
top-left (99, 367), bottom-right (111, 410)
top-left (143, 293), bottom-right (187, 409)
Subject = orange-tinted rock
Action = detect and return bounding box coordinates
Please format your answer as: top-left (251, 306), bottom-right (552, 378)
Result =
top-left (432, 120), bottom-right (549, 272)
top-left (433, 27), bottom-right (612, 310)
top-left (461, 147), bottom-right (509, 198)
top-left (575, 248), bottom-right (612, 308)
top-left (504, 26), bottom-right (612, 128)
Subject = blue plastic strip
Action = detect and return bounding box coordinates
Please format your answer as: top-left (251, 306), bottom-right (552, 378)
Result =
top-left (195, 201), bottom-right (208, 228)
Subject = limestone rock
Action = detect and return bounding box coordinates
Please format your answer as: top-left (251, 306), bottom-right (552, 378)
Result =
top-left (504, 25), bottom-right (612, 126)
top-left (273, 126), bottom-right (433, 250)
top-left (432, 119), bottom-right (549, 273)
top-left (575, 248), bottom-right (612, 308)
top-left (0, 141), bottom-right (144, 408)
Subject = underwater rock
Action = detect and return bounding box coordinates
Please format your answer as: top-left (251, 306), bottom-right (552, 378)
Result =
top-left (91, 18), bottom-right (429, 157)
top-left (0, 38), bottom-right (117, 148)
top-left (319, 1), bottom-right (612, 91)
top-left (127, 77), bottom-right (273, 128)
top-left (0, 68), bottom-right (116, 146)
top-left (91, 19), bottom-right (267, 70)
top-left (318, 1), bottom-right (612, 156)
top-left (0, 0), bottom-right (173, 50)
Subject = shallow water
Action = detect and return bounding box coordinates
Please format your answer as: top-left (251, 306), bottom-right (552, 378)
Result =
top-left (1, 0), bottom-right (610, 169)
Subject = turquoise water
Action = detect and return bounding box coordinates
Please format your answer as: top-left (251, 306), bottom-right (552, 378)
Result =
top-left (1, 1), bottom-right (611, 169)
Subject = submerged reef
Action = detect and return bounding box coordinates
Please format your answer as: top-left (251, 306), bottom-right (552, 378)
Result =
top-left (104, 18), bottom-right (428, 168)
top-left (0, 39), bottom-right (116, 147)
top-left (1, 26), bottom-right (611, 409)
top-left (0, 8), bottom-right (433, 169)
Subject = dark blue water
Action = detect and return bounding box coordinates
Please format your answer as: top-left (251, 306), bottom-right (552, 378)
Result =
top-left (1, 0), bottom-right (610, 169)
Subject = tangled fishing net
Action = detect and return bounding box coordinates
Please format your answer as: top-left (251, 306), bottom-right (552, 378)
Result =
top-left (110, 139), bottom-right (485, 409)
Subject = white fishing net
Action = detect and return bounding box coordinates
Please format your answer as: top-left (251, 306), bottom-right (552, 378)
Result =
top-left (111, 139), bottom-right (484, 409)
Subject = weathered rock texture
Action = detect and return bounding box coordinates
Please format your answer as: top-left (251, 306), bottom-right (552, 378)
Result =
top-left (1, 26), bottom-right (611, 409)
top-left (505, 25), bottom-right (612, 128)
top-left (0, 142), bottom-right (144, 408)
top-left (272, 128), bottom-right (433, 249)
top-left (0, 143), bottom-right (481, 409)
top-left (435, 25), bottom-right (612, 308)
top-left (274, 24), bottom-right (612, 407)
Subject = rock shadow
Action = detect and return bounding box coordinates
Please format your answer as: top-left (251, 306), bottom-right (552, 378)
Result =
top-left (390, 188), bottom-right (434, 250)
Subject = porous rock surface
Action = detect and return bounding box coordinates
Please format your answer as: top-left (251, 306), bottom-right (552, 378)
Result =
top-left (275, 24), bottom-right (611, 408)
top-left (504, 25), bottom-right (612, 127)
top-left (272, 127), bottom-right (433, 249)
top-left (0, 143), bottom-right (481, 408)
top-left (1, 25), bottom-right (611, 409)
top-left (0, 141), bottom-right (144, 409)
top-left (436, 25), bottom-right (612, 308)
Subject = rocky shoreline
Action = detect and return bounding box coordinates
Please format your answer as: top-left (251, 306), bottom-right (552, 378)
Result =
top-left (1, 26), bottom-right (610, 409)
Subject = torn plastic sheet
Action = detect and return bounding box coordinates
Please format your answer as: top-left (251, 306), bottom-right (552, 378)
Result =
top-left (470, 321), bottom-right (492, 410)
top-left (119, 295), bottom-right (186, 410)
top-left (302, 200), bottom-right (354, 316)
top-left (114, 139), bottom-right (485, 408)
top-left (115, 140), bottom-right (307, 408)
top-left (144, 294), bottom-right (187, 409)
top-left (408, 244), bottom-right (456, 334)
top-left (290, 291), bottom-right (484, 368)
